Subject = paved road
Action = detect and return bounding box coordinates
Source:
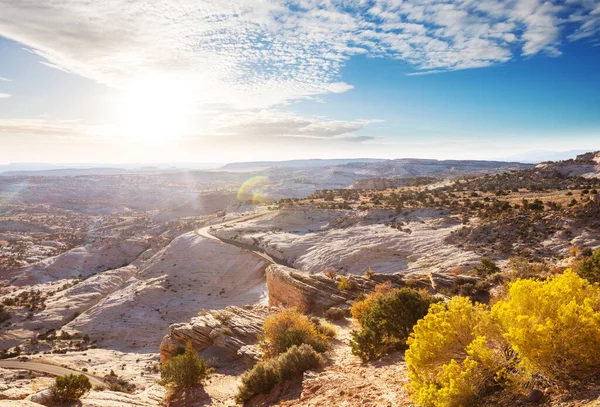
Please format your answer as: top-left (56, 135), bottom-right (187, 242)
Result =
top-left (197, 212), bottom-right (290, 266)
top-left (0, 360), bottom-right (104, 387)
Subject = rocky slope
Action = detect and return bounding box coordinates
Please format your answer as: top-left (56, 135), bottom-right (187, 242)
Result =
top-left (9, 238), bottom-right (150, 286)
top-left (211, 208), bottom-right (481, 275)
top-left (63, 231), bottom-right (268, 351)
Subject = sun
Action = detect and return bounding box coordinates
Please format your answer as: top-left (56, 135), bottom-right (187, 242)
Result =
top-left (117, 76), bottom-right (193, 143)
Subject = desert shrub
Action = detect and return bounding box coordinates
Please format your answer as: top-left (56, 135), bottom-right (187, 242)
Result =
top-left (492, 270), bottom-right (600, 380)
top-left (323, 306), bottom-right (347, 320)
top-left (472, 258), bottom-right (500, 276)
top-left (350, 288), bottom-right (433, 361)
top-left (310, 318), bottom-right (337, 338)
top-left (573, 248), bottom-right (600, 283)
top-left (324, 269), bottom-right (337, 279)
top-left (507, 256), bottom-right (550, 280)
top-left (235, 344), bottom-right (324, 403)
top-left (456, 282), bottom-right (475, 297)
top-left (405, 297), bottom-right (505, 407)
top-left (104, 374), bottom-right (136, 393)
top-left (60, 331), bottom-right (72, 340)
top-left (337, 276), bottom-right (357, 291)
top-left (0, 306), bottom-right (11, 324)
top-left (351, 282), bottom-right (394, 322)
top-left (52, 374), bottom-right (92, 401)
top-left (364, 267), bottom-right (375, 279)
top-left (160, 341), bottom-right (209, 389)
top-left (261, 309), bottom-right (329, 357)
top-left (569, 246), bottom-right (582, 258)
top-left (406, 271), bottom-right (600, 407)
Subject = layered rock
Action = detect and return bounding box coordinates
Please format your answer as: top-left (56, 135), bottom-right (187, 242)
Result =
top-left (265, 264), bottom-right (431, 312)
top-left (160, 265), bottom-right (481, 366)
top-left (160, 305), bottom-right (271, 364)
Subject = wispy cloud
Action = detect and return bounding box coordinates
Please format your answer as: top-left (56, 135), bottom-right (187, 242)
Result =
top-left (195, 111), bottom-right (377, 141)
top-left (0, 77), bottom-right (10, 82)
top-left (0, 0), bottom-right (597, 109)
top-left (0, 118), bottom-right (102, 140)
top-left (0, 93), bottom-right (12, 98)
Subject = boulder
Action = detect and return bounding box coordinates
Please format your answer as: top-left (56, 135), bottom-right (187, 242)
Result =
top-left (160, 305), bottom-right (271, 364)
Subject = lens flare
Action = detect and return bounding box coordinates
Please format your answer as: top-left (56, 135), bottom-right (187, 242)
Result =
top-left (237, 176), bottom-right (269, 203)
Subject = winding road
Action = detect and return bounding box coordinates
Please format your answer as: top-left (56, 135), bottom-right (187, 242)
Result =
top-left (0, 360), bottom-right (104, 387)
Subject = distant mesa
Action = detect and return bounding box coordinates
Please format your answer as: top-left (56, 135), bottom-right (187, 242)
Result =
top-left (220, 158), bottom-right (386, 170)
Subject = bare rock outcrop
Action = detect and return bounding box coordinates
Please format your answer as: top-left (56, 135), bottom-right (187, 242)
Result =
top-left (576, 151), bottom-right (600, 163)
top-left (160, 305), bottom-right (271, 364)
top-left (265, 264), bottom-right (431, 312)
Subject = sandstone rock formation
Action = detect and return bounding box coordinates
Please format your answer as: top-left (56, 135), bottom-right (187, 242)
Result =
top-left (265, 264), bottom-right (432, 312)
top-left (211, 208), bottom-right (482, 275)
top-left (64, 231), bottom-right (268, 351)
top-left (160, 305), bottom-right (271, 364)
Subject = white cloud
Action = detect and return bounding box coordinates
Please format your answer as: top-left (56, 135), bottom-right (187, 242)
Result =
top-left (0, 93), bottom-right (12, 98)
top-left (0, 77), bottom-right (10, 82)
top-left (0, 118), bottom-right (104, 140)
top-left (0, 0), bottom-right (597, 110)
top-left (197, 110), bottom-right (376, 141)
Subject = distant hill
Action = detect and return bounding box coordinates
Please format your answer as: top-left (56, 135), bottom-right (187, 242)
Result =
top-left (502, 150), bottom-right (591, 163)
top-left (0, 162), bottom-right (222, 176)
top-left (220, 158), bottom-right (386, 170)
top-left (0, 167), bottom-right (129, 177)
top-left (536, 150), bottom-right (600, 178)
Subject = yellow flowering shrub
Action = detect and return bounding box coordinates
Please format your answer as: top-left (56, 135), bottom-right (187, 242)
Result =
top-left (406, 271), bottom-right (600, 406)
top-left (405, 297), bottom-right (504, 407)
top-left (491, 269), bottom-right (600, 380)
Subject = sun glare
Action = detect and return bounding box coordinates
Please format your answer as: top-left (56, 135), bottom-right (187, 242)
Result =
top-left (117, 76), bottom-right (193, 143)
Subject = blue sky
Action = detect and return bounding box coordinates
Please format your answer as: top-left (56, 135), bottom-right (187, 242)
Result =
top-left (0, 0), bottom-right (599, 164)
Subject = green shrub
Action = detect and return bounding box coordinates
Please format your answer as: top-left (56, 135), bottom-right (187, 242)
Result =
top-left (351, 282), bottom-right (394, 323)
top-left (261, 309), bottom-right (329, 357)
top-left (350, 288), bottom-right (433, 361)
top-left (573, 248), bottom-right (600, 283)
top-left (53, 374), bottom-right (92, 401)
top-left (160, 341), bottom-right (209, 389)
top-left (472, 258), bottom-right (500, 276)
top-left (235, 344), bottom-right (323, 403)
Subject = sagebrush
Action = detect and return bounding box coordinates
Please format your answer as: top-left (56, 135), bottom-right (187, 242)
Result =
top-left (235, 344), bottom-right (324, 403)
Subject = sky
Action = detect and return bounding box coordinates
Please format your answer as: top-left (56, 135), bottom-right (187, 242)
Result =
top-left (0, 0), bottom-right (599, 164)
